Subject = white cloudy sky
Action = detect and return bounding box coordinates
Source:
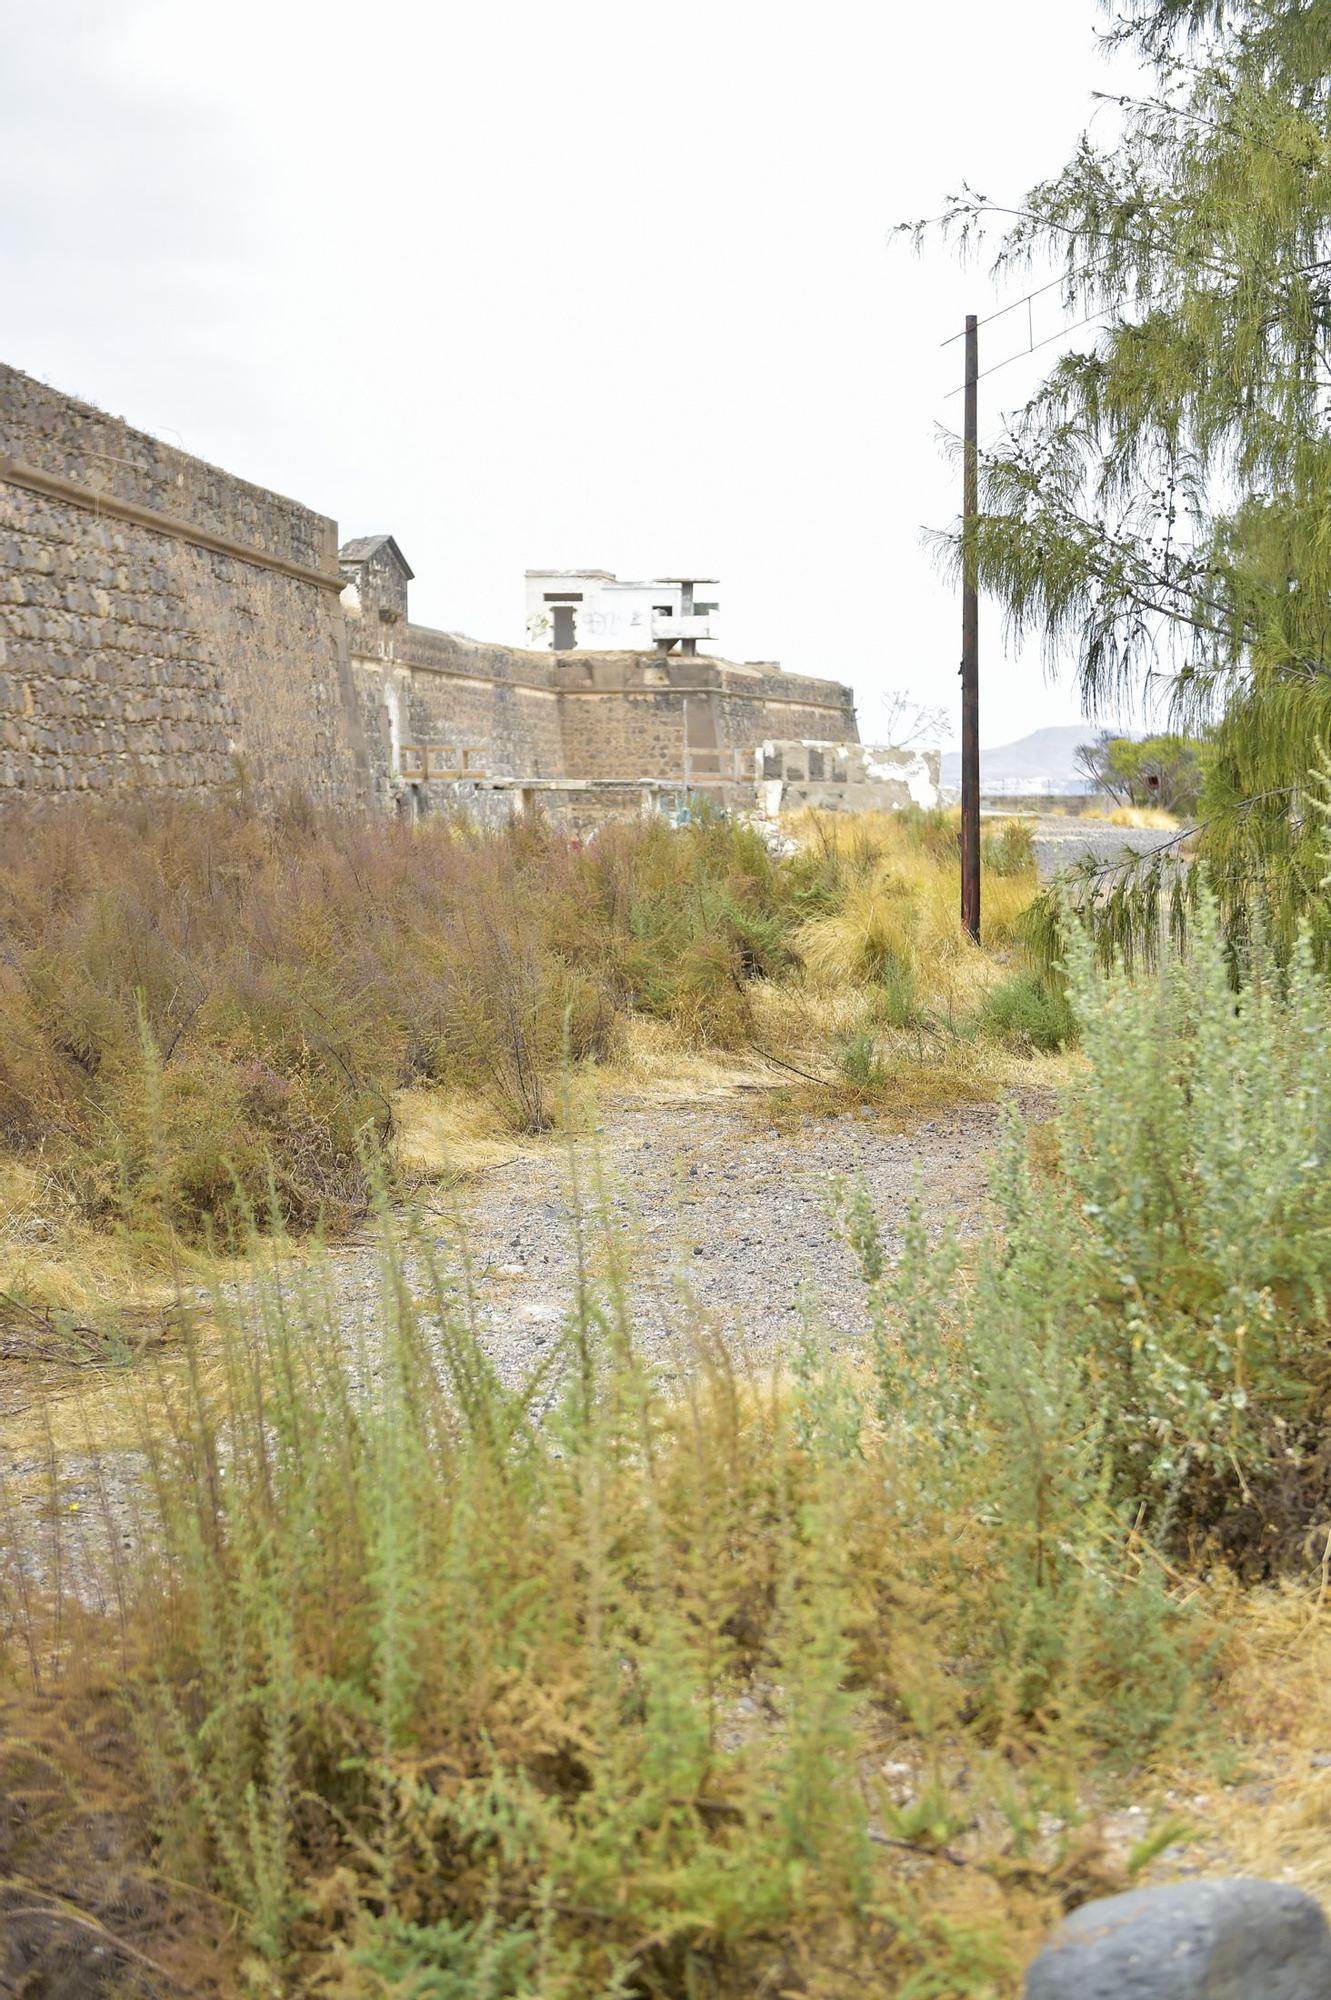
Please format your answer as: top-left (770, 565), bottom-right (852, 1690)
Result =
top-left (3, 0), bottom-right (1146, 748)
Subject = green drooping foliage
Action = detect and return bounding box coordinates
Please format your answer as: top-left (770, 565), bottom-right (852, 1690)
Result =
top-left (917, 0), bottom-right (1331, 964)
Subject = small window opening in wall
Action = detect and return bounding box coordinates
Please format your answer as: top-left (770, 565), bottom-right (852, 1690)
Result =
top-left (543, 592), bottom-right (583, 602)
top-left (552, 604), bottom-right (576, 650)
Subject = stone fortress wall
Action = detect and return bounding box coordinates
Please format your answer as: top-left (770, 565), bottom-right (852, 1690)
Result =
top-left (0, 364), bottom-right (370, 805)
top-left (0, 362), bottom-right (865, 819)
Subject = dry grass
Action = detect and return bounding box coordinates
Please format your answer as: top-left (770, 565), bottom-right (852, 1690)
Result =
top-left (1106, 804), bottom-right (1181, 830)
top-left (0, 798), bottom-right (1056, 1279)
top-left (1162, 1580), bottom-right (1331, 1898)
top-left (781, 807), bottom-right (1040, 1056)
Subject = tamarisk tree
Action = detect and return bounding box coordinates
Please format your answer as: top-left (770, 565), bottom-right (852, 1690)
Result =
top-left (918, 0), bottom-right (1331, 965)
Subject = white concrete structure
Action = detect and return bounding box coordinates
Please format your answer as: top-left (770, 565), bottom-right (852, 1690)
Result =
top-left (525, 569), bottom-right (720, 655)
top-left (756, 739), bottom-right (941, 815)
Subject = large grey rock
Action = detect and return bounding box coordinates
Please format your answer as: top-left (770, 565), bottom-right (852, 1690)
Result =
top-left (1026, 1879), bottom-right (1331, 2000)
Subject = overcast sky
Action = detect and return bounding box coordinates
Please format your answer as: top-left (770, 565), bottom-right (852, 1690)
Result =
top-left (3, 0), bottom-right (1146, 748)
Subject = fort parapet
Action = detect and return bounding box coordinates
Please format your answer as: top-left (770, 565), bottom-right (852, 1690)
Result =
top-left (0, 363), bottom-right (862, 819)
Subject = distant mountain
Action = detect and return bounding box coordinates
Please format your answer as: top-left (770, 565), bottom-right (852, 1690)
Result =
top-left (940, 724), bottom-right (1095, 791)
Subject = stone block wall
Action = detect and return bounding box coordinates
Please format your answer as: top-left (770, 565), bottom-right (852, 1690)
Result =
top-left (0, 363), bottom-right (370, 805)
top-left (553, 654), bottom-right (859, 788)
top-left (0, 360), bottom-right (862, 820)
top-left (347, 620), bottom-right (567, 812)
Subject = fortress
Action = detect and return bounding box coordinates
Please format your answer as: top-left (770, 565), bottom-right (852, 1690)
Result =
top-left (0, 363), bottom-right (931, 824)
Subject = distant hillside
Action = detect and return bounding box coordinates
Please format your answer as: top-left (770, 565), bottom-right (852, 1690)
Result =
top-left (940, 724), bottom-right (1094, 791)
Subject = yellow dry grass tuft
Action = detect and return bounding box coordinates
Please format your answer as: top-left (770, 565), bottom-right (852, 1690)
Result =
top-left (0, 1157), bottom-right (229, 1361)
top-left (1167, 1577), bottom-right (1331, 1901)
top-left (392, 1085), bottom-right (537, 1183)
top-left (786, 806), bottom-right (1037, 1017)
top-left (1106, 804), bottom-right (1181, 830)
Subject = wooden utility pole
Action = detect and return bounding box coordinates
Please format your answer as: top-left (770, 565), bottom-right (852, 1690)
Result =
top-left (960, 312), bottom-right (981, 943)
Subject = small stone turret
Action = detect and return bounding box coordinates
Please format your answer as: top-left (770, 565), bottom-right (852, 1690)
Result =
top-left (339, 535), bottom-right (413, 625)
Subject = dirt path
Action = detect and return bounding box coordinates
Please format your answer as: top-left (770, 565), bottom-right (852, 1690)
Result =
top-left (1027, 811), bottom-right (1186, 881)
top-left (1, 1079), bottom-right (1060, 1603)
top-left (331, 1082), bottom-right (1056, 1389)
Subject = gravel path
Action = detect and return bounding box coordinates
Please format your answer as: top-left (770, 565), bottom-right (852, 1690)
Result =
top-left (333, 1084), bottom-right (1056, 1389)
top-left (3, 1084), bottom-right (1055, 1599)
top-left (1025, 812), bottom-right (1187, 882)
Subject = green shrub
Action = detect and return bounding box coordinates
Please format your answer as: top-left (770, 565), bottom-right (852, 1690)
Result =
top-left (10, 1187), bottom-right (1206, 1995)
top-left (835, 1025), bottom-right (889, 1091)
top-left (981, 819), bottom-right (1036, 877)
top-left (898, 802), bottom-right (959, 865)
top-left (979, 971), bottom-right (1078, 1051)
top-left (870, 884), bottom-right (1331, 1568)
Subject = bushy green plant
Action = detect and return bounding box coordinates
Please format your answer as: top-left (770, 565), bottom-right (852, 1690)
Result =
top-left (898, 802), bottom-right (959, 866)
top-left (870, 882), bottom-right (1331, 1569)
top-left (981, 820), bottom-right (1036, 878)
top-left (834, 1025), bottom-right (889, 1092)
top-left (979, 971), bottom-right (1077, 1052)
top-left (840, 1182), bottom-right (1202, 1752)
top-left (89, 1206), bottom-right (1039, 1997)
top-left (1049, 888), bottom-right (1331, 1558)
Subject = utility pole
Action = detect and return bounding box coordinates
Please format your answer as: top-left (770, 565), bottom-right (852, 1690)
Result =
top-left (960, 312), bottom-right (980, 944)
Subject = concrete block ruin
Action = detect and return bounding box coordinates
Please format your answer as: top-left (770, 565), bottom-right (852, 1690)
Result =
top-left (0, 361), bottom-right (933, 827)
top-left (757, 739), bottom-right (940, 816)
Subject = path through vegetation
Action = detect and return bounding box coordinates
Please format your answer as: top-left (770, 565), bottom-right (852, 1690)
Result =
top-left (330, 1081), bottom-right (1058, 1389)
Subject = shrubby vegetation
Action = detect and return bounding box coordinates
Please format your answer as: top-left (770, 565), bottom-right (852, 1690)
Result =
top-left (1075, 733), bottom-right (1209, 818)
top-left (858, 889), bottom-right (1331, 1572)
top-left (0, 795), bottom-right (1049, 1251)
top-left (4, 869), bottom-right (1328, 1994)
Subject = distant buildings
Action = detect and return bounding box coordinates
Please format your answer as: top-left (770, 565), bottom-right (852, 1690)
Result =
top-left (525, 570), bottom-right (719, 655)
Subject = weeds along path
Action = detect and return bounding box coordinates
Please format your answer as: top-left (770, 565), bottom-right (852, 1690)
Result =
top-left (2, 1081), bottom-right (1057, 1581)
top-left (334, 1080), bottom-right (1059, 1388)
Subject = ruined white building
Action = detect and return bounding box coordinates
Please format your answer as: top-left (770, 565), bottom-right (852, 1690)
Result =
top-left (757, 740), bottom-right (941, 814)
top-left (525, 570), bottom-right (720, 655)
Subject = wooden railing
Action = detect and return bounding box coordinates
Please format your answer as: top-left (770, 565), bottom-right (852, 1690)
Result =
top-left (398, 745), bottom-right (488, 781)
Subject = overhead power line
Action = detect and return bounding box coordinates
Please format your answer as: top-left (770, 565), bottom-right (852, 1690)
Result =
top-left (943, 307), bottom-right (1112, 400)
top-left (938, 262), bottom-right (1106, 348)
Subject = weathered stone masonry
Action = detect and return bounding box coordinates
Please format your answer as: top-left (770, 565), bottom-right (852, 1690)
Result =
top-left (0, 364), bottom-right (859, 815)
top-left (0, 364), bottom-right (370, 804)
